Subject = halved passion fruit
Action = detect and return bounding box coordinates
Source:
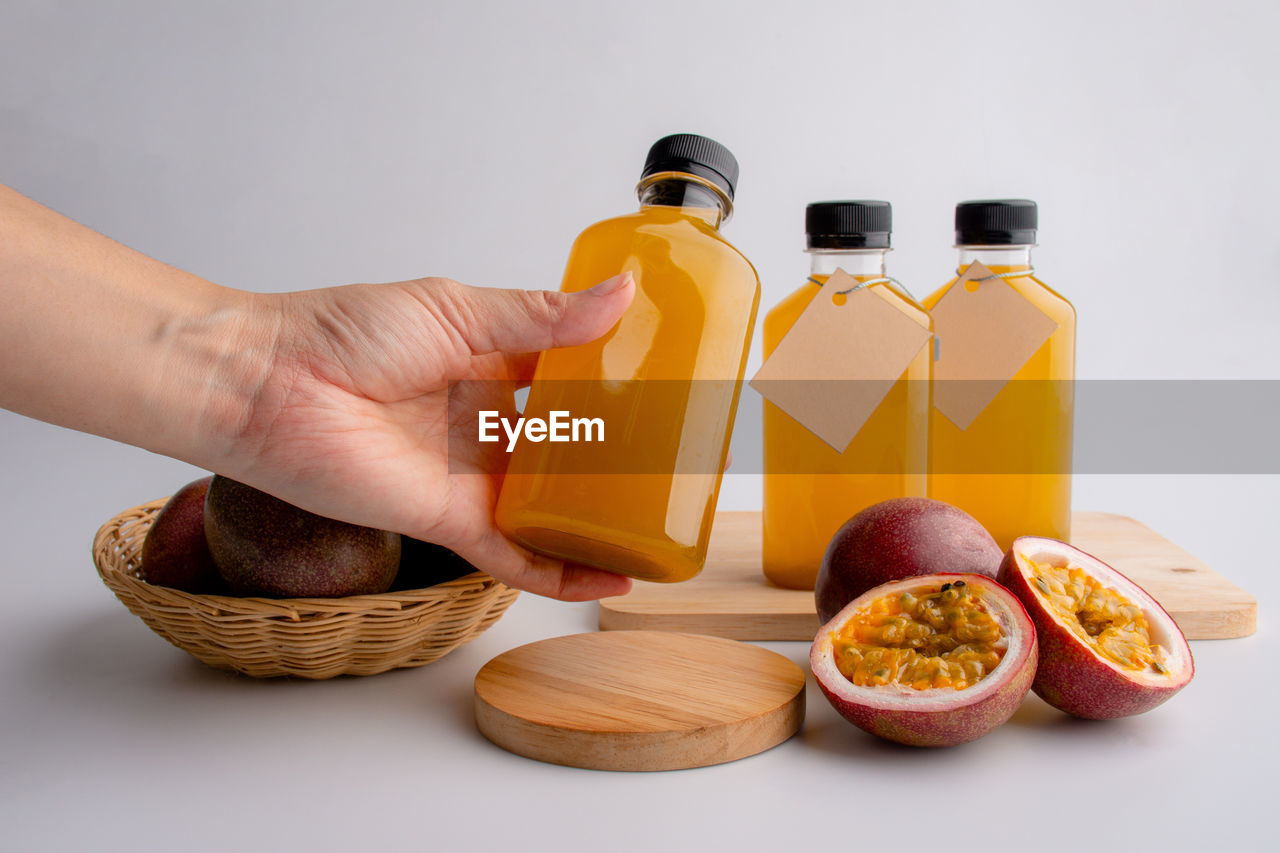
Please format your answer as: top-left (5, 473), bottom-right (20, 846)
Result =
top-left (810, 573), bottom-right (1037, 747)
top-left (998, 538), bottom-right (1194, 720)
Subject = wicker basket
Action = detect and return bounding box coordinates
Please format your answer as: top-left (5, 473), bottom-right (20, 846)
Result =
top-left (93, 498), bottom-right (520, 679)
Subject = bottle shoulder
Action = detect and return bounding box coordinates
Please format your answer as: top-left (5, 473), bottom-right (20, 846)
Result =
top-left (716, 231), bottom-right (761, 289)
top-left (763, 277), bottom-right (929, 352)
top-left (1027, 275), bottom-right (1076, 319)
top-left (569, 208), bottom-right (759, 290)
top-left (924, 272), bottom-right (1074, 324)
top-left (573, 208), bottom-right (734, 245)
top-left (763, 281), bottom-right (818, 353)
top-left (765, 281), bottom-right (821, 324)
top-left (768, 277), bottom-right (929, 325)
top-left (873, 281), bottom-right (932, 328)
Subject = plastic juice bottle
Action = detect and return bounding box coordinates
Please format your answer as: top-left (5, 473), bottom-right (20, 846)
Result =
top-left (494, 134), bottom-right (760, 583)
top-left (761, 201), bottom-right (931, 589)
top-left (922, 199), bottom-right (1076, 550)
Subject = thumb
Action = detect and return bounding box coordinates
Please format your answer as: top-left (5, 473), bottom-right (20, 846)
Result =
top-left (440, 272), bottom-right (634, 356)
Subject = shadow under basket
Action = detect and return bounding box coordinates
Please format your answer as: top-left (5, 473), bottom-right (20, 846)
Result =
top-left (93, 498), bottom-right (520, 679)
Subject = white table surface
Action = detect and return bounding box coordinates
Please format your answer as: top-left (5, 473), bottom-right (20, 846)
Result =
top-left (0, 411), bottom-right (1274, 853)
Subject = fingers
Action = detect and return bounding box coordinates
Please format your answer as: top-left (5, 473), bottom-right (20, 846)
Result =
top-left (440, 273), bottom-right (634, 357)
top-left (452, 526), bottom-right (633, 601)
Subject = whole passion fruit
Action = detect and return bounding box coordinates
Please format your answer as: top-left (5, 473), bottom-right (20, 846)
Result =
top-left (811, 573), bottom-right (1037, 747)
top-left (998, 538), bottom-right (1193, 719)
top-left (205, 476), bottom-right (400, 598)
top-left (140, 476), bottom-right (223, 593)
top-left (815, 498), bottom-right (1003, 624)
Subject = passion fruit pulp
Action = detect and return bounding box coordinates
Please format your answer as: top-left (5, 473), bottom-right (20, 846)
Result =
top-left (997, 538), bottom-right (1194, 720)
top-left (810, 573), bottom-right (1037, 747)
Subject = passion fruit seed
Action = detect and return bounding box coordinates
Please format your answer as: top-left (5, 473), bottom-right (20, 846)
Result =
top-left (831, 582), bottom-right (1007, 691)
top-left (813, 572), bottom-right (1040, 747)
top-left (1023, 557), bottom-right (1169, 675)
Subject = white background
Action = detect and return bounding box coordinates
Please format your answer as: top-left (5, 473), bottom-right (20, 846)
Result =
top-left (1, 2), bottom-right (1276, 851)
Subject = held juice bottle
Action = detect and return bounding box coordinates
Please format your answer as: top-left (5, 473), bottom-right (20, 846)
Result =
top-left (762, 201), bottom-right (931, 589)
top-left (923, 199), bottom-right (1076, 550)
top-left (494, 134), bottom-right (760, 583)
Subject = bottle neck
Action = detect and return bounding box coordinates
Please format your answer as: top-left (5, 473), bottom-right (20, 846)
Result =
top-left (809, 249), bottom-right (888, 279)
top-left (636, 172), bottom-right (730, 228)
top-left (958, 245), bottom-right (1033, 271)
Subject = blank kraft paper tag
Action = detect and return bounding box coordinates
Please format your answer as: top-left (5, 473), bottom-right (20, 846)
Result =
top-left (930, 261), bottom-right (1059, 430)
top-left (750, 270), bottom-right (933, 452)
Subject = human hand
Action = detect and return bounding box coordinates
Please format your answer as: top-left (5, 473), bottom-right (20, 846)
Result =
top-left (0, 185), bottom-right (636, 600)
top-left (221, 273), bottom-right (636, 601)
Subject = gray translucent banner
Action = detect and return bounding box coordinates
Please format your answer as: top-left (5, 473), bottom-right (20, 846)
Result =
top-left (446, 380), bottom-right (1280, 474)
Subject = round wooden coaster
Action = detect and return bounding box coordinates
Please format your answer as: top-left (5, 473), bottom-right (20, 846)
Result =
top-left (473, 630), bottom-right (806, 771)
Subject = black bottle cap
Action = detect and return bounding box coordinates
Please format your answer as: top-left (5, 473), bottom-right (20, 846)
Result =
top-left (955, 199), bottom-right (1037, 245)
top-left (805, 200), bottom-right (892, 249)
top-left (641, 134), bottom-right (739, 201)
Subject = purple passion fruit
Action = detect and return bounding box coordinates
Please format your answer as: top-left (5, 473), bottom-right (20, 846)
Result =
top-left (811, 573), bottom-right (1037, 747)
top-left (205, 476), bottom-right (400, 598)
top-left (815, 498), bottom-right (1003, 624)
top-left (393, 537), bottom-right (479, 590)
top-left (998, 538), bottom-right (1193, 719)
top-left (140, 476), bottom-right (223, 593)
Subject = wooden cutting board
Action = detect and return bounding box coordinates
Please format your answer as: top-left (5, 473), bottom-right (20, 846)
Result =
top-left (474, 631), bottom-right (805, 771)
top-left (597, 511), bottom-right (1257, 641)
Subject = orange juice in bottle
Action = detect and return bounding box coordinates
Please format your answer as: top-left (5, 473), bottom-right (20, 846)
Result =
top-left (923, 199), bottom-right (1076, 550)
top-left (762, 201), bottom-right (931, 589)
top-left (494, 134), bottom-right (760, 582)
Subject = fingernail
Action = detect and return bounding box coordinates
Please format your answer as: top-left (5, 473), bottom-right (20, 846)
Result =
top-left (587, 272), bottom-right (633, 296)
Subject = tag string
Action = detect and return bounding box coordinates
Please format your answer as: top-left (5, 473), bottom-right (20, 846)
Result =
top-left (808, 275), bottom-right (918, 301)
top-left (956, 266), bottom-right (1037, 282)
top-left (934, 266), bottom-right (1039, 363)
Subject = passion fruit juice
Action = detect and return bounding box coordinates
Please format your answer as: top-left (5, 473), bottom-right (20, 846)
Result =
top-left (762, 201), bottom-right (930, 591)
top-left (923, 262), bottom-right (1074, 550)
top-left (762, 273), bottom-right (930, 590)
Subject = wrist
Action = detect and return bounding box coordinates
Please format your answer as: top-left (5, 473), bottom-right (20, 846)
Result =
top-left (0, 185), bottom-right (285, 473)
top-left (143, 286), bottom-right (283, 472)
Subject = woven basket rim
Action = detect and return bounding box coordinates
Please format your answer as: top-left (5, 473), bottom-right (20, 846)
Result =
top-left (92, 496), bottom-right (520, 677)
top-left (93, 496), bottom-right (515, 621)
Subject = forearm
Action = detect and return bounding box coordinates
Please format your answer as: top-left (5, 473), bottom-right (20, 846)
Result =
top-left (0, 184), bottom-right (278, 469)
